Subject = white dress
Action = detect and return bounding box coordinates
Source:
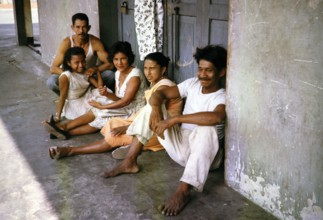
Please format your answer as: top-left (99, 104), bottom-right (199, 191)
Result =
top-left (89, 67), bottom-right (147, 129)
top-left (60, 71), bottom-right (113, 120)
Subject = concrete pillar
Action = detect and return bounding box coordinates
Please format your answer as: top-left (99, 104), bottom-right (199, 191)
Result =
top-left (225, 0), bottom-right (323, 219)
top-left (12, 0), bottom-right (33, 45)
top-left (23, 0), bottom-right (34, 44)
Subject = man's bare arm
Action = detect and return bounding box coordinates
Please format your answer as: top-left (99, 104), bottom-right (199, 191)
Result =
top-left (91, 37), bottom-right (114, 73)
top-left (149, 86), bottom-right (225, 137)
top-left (149, 86), bottom-right (181, 132)
top-left (50, 38), bottom-right (71, 75)
top-left (170, 104), bottom-right (226, 126)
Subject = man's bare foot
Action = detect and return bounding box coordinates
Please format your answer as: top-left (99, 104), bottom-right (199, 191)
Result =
top-left (101, 160), bottom-right (140, 178)
top-left (158, 183), bottom-right (191, 216)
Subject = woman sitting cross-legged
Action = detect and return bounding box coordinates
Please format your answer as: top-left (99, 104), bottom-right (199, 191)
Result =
top-left (44, 41), bottom-right (147, 139)
top-left (48, 52), bottom-right (183, 159)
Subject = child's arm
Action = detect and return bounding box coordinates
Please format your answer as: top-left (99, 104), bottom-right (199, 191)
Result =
top-left (55, 75), bottom-right (69, 122)
top-left (88, 71), bottom-right (103, 88)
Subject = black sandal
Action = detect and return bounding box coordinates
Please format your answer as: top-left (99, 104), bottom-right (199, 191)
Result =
top-left (44, 115), bottom-right (68, 140)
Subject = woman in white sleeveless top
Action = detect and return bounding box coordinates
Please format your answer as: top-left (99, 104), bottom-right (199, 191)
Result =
top-left (44, 41), bottom-right (147, 140)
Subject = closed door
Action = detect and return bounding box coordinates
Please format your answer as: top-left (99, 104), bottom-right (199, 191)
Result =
top-left (118, 0), bottom-right (142, 67)
top-left (117, 0), bottom-right (229, 82)
top-left (166, 0), bottom-right (228, 83)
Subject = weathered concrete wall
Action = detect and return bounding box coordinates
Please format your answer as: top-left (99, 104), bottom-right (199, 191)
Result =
top-left (225, 0), bottom-right (323, 219)
top-left (37, 0), bottom-right (99, 66)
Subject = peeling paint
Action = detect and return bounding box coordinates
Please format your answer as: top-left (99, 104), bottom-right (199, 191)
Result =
top-left (238, 173), bottom-right (287, 219)
top-left (226, 0), bottom-right (323, 219)
top-left (300, 194), bottom-right (323, 220)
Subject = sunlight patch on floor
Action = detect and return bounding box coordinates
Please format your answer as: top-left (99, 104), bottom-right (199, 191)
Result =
top-left (0, 118), bottom-right (58, 220)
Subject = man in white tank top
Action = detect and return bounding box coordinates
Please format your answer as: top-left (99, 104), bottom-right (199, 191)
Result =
top-left (47, 13), bottom-right (115, 95)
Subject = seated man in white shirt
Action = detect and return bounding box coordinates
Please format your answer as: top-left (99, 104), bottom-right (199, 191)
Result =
top-left (102, 45), bottom-right (227, 216)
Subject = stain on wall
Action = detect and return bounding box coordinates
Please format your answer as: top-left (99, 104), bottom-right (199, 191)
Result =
top-left (225, 0), bottom-right (323, 219)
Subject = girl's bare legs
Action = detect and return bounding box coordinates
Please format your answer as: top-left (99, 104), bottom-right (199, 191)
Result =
top-left (68, 124), bottom-right (99, 136)
top-left (58, 111), bottom-right (95, 132)
top-left (56, 111), bottom-right (98, 136)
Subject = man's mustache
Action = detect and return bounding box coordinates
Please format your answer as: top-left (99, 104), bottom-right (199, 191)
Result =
top-left (198, 77), bottom-right (210, 81)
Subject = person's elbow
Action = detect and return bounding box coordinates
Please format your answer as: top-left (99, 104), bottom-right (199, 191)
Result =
top-left (50, 66), bottom-right (58, 74)
top-left (119, 98), bottom-right (133, 108)
top-left (122, 99), bottom-right (132, 107)
top-left (49, 66), bottom-right (55, 74)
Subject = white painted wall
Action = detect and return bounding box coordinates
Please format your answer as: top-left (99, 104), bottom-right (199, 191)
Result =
top-left (37, 0), bottom-right (100, 66)
top-left (225, 1), bottom-right (323, 219)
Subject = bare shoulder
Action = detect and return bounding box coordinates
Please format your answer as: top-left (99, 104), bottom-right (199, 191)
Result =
top-left (89, 34), bottom-right (105, 49)
top-left (62, 36), bottom-right (72, 46)
top-left (58, 36), bottom-right (72, 51)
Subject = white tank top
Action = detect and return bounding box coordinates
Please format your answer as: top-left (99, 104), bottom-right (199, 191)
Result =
top-left (70, 35), bottom-right (97, 68)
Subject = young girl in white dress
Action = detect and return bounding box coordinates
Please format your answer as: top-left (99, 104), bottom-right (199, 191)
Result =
top-left (53, 47), bottom-right (112, 122)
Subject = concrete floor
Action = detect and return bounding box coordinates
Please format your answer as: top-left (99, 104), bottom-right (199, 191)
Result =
top-left (0, 23), bottom-right (278, 220)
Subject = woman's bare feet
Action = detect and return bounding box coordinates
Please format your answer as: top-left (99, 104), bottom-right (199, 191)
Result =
top-left (158, 182), bottom-right (191, 216)
top-left (101, 159), bottom-right (140, 178)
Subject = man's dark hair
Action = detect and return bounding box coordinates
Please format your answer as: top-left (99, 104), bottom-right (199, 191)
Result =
top-left (72, 13), bottom-right (89, 26)
top-left (63, 47), bottom-right (86, 72)
top-left (193, 45), bottom-right (227, 72)
top-left (108, 41), bottom-right (135, 66)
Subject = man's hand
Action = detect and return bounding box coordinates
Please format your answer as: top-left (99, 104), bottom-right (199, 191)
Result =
top-left (149, 107), bottom-right (165, 139)
top-left (153, 119), bottom-right (175, 140)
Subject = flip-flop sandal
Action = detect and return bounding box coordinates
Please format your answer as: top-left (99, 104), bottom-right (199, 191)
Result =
top-left (44, 119), bottom-right (68, 140)
top-left (111, 145), bottom-right (130, 160)
top-left (49, 146), bottom-right (60, 160)
top-left (49, 146), bottom-right (70, 160)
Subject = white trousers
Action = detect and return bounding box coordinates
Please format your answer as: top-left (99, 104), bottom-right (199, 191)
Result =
top-left (127, 104), bottom-right (220, 192)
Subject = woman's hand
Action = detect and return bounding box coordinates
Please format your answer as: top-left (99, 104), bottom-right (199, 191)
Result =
top-left (110, 125), bottom-right (129, 136)
top-left (88, 100), bottom-right (104, 109)
top-left (99, 86), bottom-right (108, 96)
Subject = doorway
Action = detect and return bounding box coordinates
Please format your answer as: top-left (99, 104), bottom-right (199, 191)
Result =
top-left (116, 0), bottom-right (228, 82)
top-left (12, 0), bottom-right (41, 54)
top-left (166, 0), bottom-right (229, 83)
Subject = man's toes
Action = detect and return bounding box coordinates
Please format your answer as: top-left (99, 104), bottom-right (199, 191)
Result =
top-left (100, 171), bottom-right (111, 178)
top-left (157, 205), bottom-right (164, 212)
top-left (167, 208), bottom-right (176, 216)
